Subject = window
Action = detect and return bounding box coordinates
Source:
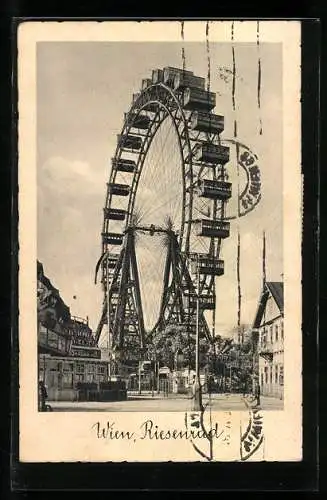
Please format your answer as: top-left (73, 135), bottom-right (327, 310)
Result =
top-left (76, 363), bottom-right (85, 374)
top-left (281, 320), bottom-right (284, 340)
top-left (270, 325), bottom-right (273, 343)
top-left (264, 366), bottom-right (268, 384)
top-left (279, 366), bottom-right (284, 385)
top-left (270, 368), bottom-right (272, 384)
top-left (87, 364), bottom-right (95, 374)
top-left (97, 365), bottom-right (105, 374)
top-left (275, 324), bottom-right (279, 341)
top-left (261, 373), bottom-right (264, 387)
top-left (63, 372), bottom-right (73, 388)
top-left (275, 365), bottom-right (278, 383)
top-left (261, 328), bottom-right (266, 347)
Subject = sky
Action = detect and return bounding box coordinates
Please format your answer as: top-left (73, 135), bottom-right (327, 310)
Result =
top-left (37, 39), bottom-right (283, 339)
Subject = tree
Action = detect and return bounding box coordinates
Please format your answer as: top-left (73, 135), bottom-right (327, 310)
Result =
top-left (147, 325), bottom-right (211, 371)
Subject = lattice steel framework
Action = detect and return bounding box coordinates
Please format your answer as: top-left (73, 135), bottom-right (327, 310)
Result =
top-left (95, 67), bottom-right (232, 366)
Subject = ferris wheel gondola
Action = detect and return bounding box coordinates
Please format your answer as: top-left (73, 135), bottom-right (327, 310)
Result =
top-left (94, 66), bottom-right (232, 368)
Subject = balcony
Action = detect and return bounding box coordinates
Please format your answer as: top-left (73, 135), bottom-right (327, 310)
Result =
top-left (259, 341), bottom-right (273, 362)
top-left (38, 323), bottom-right (72, 357)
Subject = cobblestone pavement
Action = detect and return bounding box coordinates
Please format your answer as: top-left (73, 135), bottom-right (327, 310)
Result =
top-left (48, 393), bottom-right (283, 412)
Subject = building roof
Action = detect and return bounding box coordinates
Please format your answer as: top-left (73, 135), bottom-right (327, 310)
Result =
top-left (37, 260), bottom-right (71, 323)
top-left (267, 282), bottom-right (284, 312)
top-left (253, 281), bottom-right (284, 328)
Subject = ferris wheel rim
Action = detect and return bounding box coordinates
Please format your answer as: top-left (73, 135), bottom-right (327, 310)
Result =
top-left (98, 80), bottom-right (223, 290)
top-left (96, 70), bottom-right (231, 349)
top-left (103, 82), bottom-right (194, 251)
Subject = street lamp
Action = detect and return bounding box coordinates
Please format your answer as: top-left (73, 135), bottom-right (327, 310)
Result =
top-left (192, 255), bottom-right (203, 412)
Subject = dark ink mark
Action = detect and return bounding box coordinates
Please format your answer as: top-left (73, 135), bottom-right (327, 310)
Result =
top-left (231, 19), bottom-right (240, 215)
top-left (237, 230), bottom-right (241, 335)
top-left (257, 21), bottom-right (263, 135)
top-left (240, 395), bottom-right (264, 460)
top-left (221, 139), bottom-right (262, 220)
top-left (232, 47), bottom-right (236, 113)
top-left (206, 21), bottom-right (211, 93)
top-left (231, 21), bottom-right (236, 113)
top-left (181, 21), bottom-right (186, 72)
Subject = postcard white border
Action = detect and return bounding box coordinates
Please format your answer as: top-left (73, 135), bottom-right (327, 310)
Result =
top-left (18, 20), bottom-right (302, 462)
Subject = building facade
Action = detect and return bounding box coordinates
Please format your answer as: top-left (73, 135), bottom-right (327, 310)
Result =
top-left (37, 261), bottom-right (109, 402)
top-left (252, 282), bottom-right (284, 399)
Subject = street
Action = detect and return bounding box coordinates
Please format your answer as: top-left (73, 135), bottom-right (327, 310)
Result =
top-left (48, 393), bottom-right (283, 412)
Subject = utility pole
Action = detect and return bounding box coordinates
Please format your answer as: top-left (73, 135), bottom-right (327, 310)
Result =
top-left (192, 255), bottom-right (203, 411)
top-left (138, 360), bottom-right (142, 395)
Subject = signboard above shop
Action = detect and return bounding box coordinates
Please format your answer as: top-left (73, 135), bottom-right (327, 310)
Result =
top-left (70, 345), bottom-right (101, 359)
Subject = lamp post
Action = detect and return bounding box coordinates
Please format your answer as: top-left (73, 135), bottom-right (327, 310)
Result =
top-left (192, 255), bottom-right (203, 411)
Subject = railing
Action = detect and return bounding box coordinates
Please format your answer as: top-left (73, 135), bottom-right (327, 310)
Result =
top-left (259, 341), bottom-right (273, 353)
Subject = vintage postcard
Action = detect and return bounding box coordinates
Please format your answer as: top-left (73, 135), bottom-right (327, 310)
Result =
top-left (18, 20), bottom-right (302, 462)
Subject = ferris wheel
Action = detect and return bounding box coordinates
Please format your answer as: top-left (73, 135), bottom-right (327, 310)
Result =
top-left (94, 66), bottom-right (232, 366)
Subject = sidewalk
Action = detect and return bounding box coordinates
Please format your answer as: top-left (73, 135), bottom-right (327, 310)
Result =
top-left (47, 392), bottom-right (283, 412)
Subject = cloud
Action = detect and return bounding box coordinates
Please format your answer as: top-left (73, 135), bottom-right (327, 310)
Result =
top-left (39, 156), bottom-right (104, 195)
top-left (38, 156), bottom-right (106, 329)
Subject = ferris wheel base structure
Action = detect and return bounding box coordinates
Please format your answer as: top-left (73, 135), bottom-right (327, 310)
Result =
top-left (95, 66), bottom-right (233, 374)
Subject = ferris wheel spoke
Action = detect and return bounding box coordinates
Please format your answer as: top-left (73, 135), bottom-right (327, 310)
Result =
top-left (136, 234), bottom-right (167, 331)
top-left (96, 68), bottom-right (232, 354)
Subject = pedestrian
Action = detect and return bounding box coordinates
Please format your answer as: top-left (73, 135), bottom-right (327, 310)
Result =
top-left (256, 382), bottom-right (261, 406)
top-left (191, 374), bottom-right (196, 399)
top-left (38, 380), bottom-right (48, 411)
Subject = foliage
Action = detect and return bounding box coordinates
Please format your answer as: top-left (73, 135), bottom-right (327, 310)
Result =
top-left (146, 325), bottom-right (256, 378)
top-left (147, 324), bottom-right (211, 370)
